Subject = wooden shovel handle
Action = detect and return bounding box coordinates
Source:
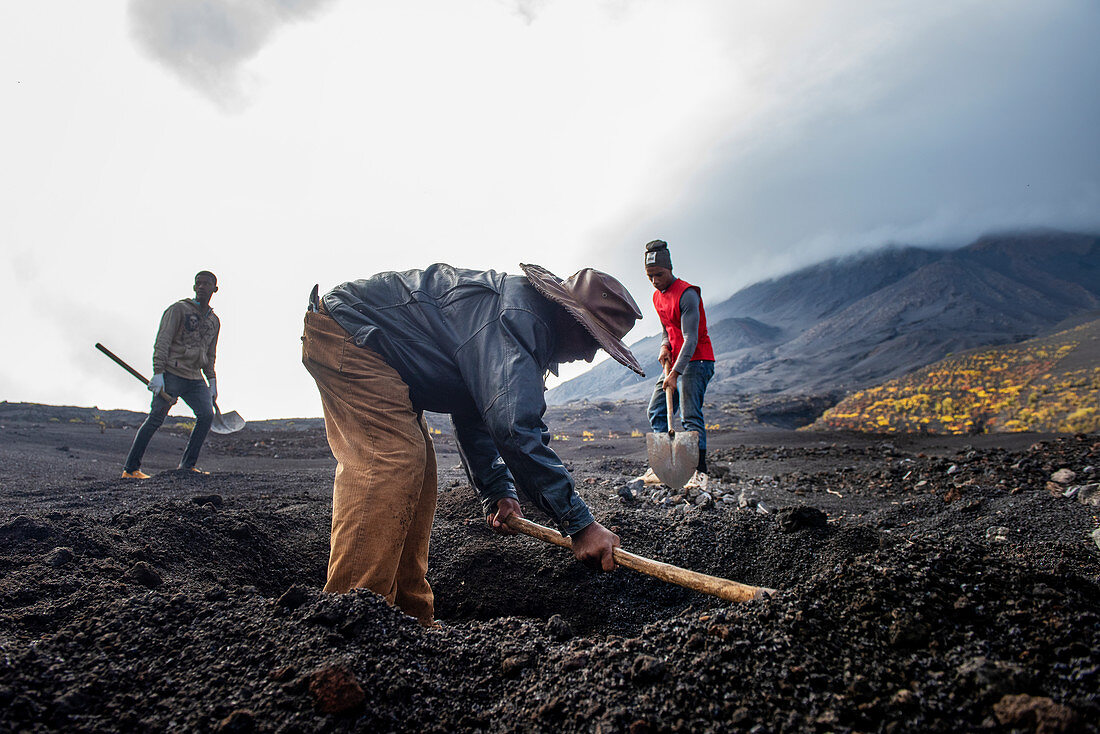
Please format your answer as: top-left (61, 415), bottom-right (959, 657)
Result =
top-left (505, 516), bottom-right (776, 603)
top-left (95, 342), bottom-right (178, 405)
top-left (663, 370), bottom-right (677, 437)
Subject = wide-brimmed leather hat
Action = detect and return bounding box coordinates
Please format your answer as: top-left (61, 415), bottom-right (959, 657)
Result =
top-left (520, 263), bottom-right (645, 376)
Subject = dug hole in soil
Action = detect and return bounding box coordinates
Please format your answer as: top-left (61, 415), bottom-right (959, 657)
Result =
top-left (1, 403), bottom-right (1099, 733)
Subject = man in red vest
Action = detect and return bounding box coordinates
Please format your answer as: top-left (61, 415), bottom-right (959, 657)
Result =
top-left (642, 240), bottom-right (715, 489)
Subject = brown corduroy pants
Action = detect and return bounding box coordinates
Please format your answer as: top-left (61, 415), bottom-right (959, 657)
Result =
top-left (301, 311), bottom-right (437, 625)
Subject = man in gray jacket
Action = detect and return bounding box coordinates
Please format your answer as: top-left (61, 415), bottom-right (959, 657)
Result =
top-left (122, 271), bottom-right (221, 478)
top-left (302, 263), bottom-right (645, 627)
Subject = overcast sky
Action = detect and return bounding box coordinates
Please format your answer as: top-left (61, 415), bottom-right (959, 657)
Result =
top-left (3, 0), bottom-right (1098, 420)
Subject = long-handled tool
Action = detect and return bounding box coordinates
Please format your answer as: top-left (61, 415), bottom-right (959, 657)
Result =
top-left (211, 401), bottom-right (246, 434)
top-left (645, 372), bottom-right (698, 491)
top-left (94, 342), bottom-right (245, 434)
top-left (506, 516), bottom-right (775, 603)
top-left (96, 342), bottom-right (179, 406)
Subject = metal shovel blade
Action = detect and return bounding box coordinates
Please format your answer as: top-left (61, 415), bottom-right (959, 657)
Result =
top-left (211, 402), bottom-right (246, 434)
top-left (646, 430), bottom-right (699, 491)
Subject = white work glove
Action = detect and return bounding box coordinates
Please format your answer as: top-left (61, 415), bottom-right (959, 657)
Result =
top-left (208, 377), bottom-right (218, 405)
top-left (148, 374), bottom-right (165, 394)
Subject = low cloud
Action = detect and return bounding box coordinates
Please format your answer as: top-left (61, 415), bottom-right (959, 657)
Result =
top-left (501, 0), bottom-right (551, 24)
top-left (128, 0), bottom-right (337, 109)
top-left (608, 0), bottom-right (1100, 297)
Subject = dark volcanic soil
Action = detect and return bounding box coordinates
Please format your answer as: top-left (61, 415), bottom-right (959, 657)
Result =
top-left (1, 403), bottom-right (1098, 733)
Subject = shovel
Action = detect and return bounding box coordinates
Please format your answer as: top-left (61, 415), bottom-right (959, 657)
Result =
top-left (95, 342), bottom-right (245, 434)
top-left (506, 516), bottom-right (776, 603)
top-left (645, 373), bottom-right (698, 491)
top-left (211, 400), bottom-right (245, 435)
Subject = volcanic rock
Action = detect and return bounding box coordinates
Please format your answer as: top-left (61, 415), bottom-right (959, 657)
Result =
top-left (44, 547), bottom-right (74, 567)
top-left (501, 652), bottom-right (534, 678)
top-left (276, 584), bottom-right (311, 609)
top-left (215, 709), bottom-right (256, 733)
top-left (993, 694), bottom-right (1079, 733)
top-left (1075, 483), bottom-right (1100, 506)
top-left (629, 655), bottom-right (666, 684)
top-left (546, 614), bottom-right (575, 641)
top-left (1051, 468), bottom-right (1077, 485)
top-left (3, 404), bottom-right (1100, 732)
top-left (308, 664), bottom-right (364, 715)
top-left (123, 561), bottom-right (163, 588)
top-left (956, 656), bottom-right (1028, 701)
top-left (777, 506), bottom-right (827, 532)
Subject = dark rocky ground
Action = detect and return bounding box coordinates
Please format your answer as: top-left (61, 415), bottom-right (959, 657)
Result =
top-left (1, 402), bottom-right (1098, 733)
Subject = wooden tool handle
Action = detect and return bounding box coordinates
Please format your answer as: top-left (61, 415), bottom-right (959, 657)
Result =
top-left (664, 383), bottom-right (676, 437)
top-left (662, 368), bottom-right (677, 437)
top-left (510, 515), bottom-right (573, 550)
top-left (95, 342), bottom-right (149, 385)
top-left (95, 343), bottom-right (178, 406)
top-left (505, 516), bottom-right (776, 603)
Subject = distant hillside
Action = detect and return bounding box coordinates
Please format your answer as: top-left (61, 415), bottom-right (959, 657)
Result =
top-left (811, 317), bottom-right (1100, 435)
top-left (546, 229), bottom-right (1100, 407)
top-left (707, 245), bottom-right (942, 332)
top-left (546, 317), bottom-right (780, 404)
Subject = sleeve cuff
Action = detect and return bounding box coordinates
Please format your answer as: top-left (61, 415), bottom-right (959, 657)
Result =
top-left (479, 485), bottom-right (520, 517)
top-left (558, 504), bottom-right (595, 537)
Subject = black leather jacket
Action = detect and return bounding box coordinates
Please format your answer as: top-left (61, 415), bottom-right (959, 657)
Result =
top-left (322, 264), bottom-right (595, 535)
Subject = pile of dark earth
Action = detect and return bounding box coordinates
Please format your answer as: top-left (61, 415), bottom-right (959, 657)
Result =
top-left (1, 407), bottom-right (1098, 733)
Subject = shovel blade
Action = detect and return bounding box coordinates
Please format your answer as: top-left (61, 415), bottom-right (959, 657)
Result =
top-left (646, 430), bottom-right (699, 491)
top-left (211, 409), bottom-right (246, 434)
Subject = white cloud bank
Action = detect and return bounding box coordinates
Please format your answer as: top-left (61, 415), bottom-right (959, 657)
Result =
top-left (0, 1), bottom-right (1096, 419)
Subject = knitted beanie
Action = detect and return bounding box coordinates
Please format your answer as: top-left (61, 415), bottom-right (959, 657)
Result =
top-left (644, 239), bottom-right (672, 270)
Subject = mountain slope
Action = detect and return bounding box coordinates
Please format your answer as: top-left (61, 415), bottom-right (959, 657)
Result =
top-left (812, 317), bottom-right (1100, 434)
top-left (546, 229), bottom-right (1100, 407)
top-left (545, 317), bottom-right (781, 405)
top-left (707, 245), bottom-right (942, 332)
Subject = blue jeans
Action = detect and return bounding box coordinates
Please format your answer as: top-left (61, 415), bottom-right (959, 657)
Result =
top-left (124, 373), bottom-right (214, 471)
top-left (647, 360), bottom-right (715, 453)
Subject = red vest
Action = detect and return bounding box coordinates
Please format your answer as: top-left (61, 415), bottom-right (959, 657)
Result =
top-left (653, 278), bottom-right (714, 362)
